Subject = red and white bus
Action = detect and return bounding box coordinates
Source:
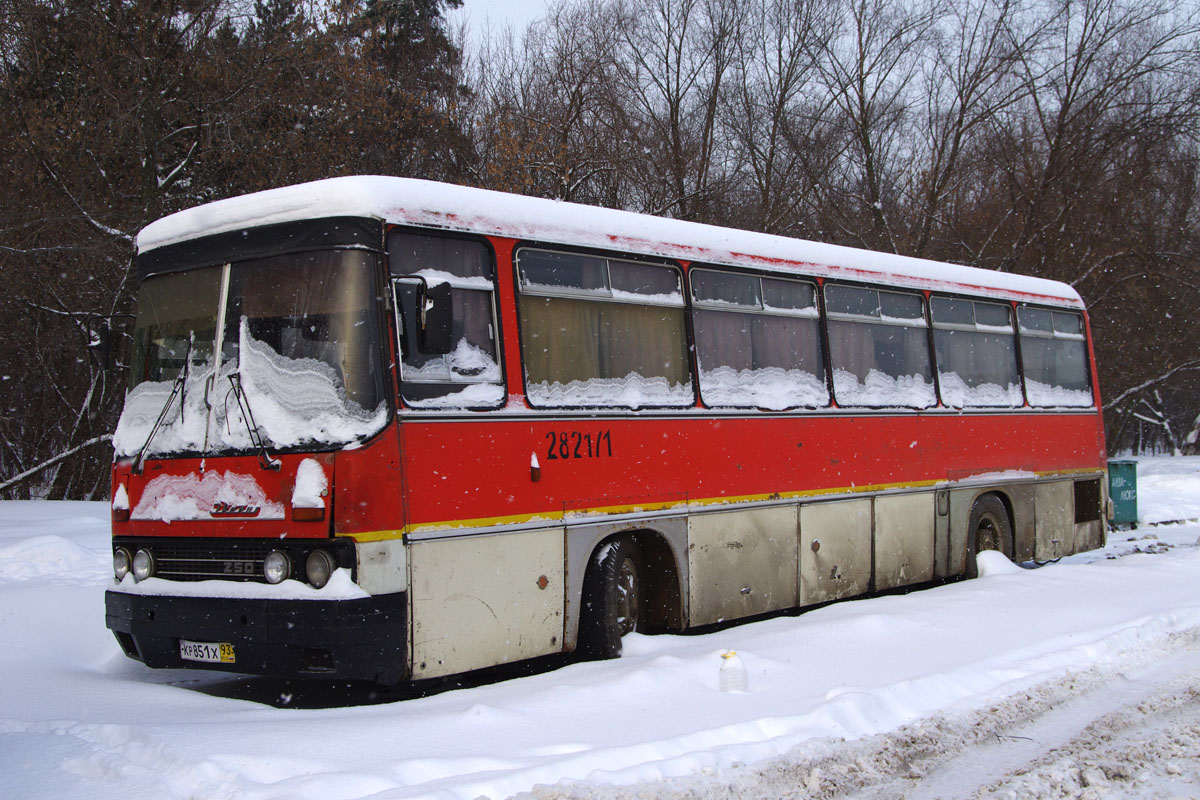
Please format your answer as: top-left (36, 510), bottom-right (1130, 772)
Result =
top-left (105, 177), bottom-right (1108, 684)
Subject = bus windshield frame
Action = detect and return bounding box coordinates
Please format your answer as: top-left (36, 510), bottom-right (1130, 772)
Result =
top-left (114, 248), bottom-right (390, 460)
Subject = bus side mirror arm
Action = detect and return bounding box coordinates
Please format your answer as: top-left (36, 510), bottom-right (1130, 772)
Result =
top-left (87, 317), bottom-right (113, 369)
top-left (87, 314), bottom-right (134, 371)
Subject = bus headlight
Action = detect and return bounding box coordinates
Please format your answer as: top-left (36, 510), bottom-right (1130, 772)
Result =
top-left (305, 549), bottom-right (335, 589)
top-left (263, 550), bottom-right (291, 584)
top-left (132, 548), bottom-right (156, 582)
top-left (113, 547), bottom-right (133, 581)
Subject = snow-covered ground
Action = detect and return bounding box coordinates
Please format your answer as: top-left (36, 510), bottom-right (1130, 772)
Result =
top-left (3, 457), bottom-right (1200, 800)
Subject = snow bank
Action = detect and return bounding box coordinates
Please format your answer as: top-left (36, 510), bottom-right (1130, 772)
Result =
top-left (1134, 456), bottom-right (1200, 524)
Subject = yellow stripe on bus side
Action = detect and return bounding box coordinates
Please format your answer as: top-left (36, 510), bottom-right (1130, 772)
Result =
top-left (336, 529), bottom-right (406, 542)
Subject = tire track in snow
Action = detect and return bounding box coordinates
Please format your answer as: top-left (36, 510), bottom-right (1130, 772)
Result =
top-left (519, 628), bottom-right (1200, 800)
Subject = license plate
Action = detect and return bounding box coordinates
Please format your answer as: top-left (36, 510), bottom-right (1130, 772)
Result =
top-left (179, 640), bottom-right (236, 664)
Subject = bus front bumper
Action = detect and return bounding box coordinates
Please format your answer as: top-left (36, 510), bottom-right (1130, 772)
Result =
top-left (105, 589), bottom-right (408, 684)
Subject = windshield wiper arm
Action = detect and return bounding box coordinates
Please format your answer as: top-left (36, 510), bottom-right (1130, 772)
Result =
top-left (226, 372), bottom-right (281, 471)
top-left (132, 334), bottom-right (193, 474)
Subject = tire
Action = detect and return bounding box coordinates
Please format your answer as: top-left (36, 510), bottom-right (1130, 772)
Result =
top-left (577, 536), bottom-right (643, 660)
top-left (966, 494), bottom-right (1013, 578)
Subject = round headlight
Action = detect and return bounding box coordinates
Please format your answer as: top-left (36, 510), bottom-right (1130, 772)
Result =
top-left (263, 550), bottom-right (291, 584)
top-left (132, 548), bottom-right (155, 582)
top-left (113, 547), bottom-right (133, 581)
top-left (305, 549), bottom-right (335, 589)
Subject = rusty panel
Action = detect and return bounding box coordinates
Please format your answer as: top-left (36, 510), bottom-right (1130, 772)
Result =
top-left (947, 488), bottom-right (982, 576)
top-left (687, 505), bottom-right (798, 626)
top-left (874, 493), bottom-right (934, 590)
top-left (356, 539), bottom-right (407, 595)
top-left (935, 490), bottom-right (951, 578)
top-left (409, 528), bottom-right (564, 679)
top-left (1007, 483), bottom-right (1038, 563)
top-left (1074, 519), bottom-right (1105, 553)
top-left (1035, 480), bottom-right (1074, 561)
top-left (800, 498), bottom-right (872, 606)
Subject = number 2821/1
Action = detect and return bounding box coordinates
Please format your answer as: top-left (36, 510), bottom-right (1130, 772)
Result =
top-left (545, 430), bottom-right (613, 460)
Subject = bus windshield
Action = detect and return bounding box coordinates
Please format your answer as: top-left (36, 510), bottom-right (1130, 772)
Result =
top-left (113, 249), bottom-right (388, 458)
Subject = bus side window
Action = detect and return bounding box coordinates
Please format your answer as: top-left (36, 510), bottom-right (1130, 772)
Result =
top-left (690, 269), bottom-right (827, 410)
top-left (825, 285), bottom-right (935, 408)
top-left (387, 232), bottom-right (504, 409)
top-left (931, 297), bottom-right (1022, 409)
top-left (1018, 306), bottom-right (1092, 407)
top-left (517, 249), bottom-right (692, 408)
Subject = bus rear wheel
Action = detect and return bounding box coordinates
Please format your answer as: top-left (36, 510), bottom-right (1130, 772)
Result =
top-left (966, 494), bottom-right (1013, 578)
top-left (578, 536), bottom-right (643, 660)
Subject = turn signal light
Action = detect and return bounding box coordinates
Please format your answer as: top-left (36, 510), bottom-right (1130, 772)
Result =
top-left (291, 506), bottom-right (325, 522)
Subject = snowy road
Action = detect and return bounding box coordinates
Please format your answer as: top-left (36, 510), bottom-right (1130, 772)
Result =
top-left (3, 457), bottom-right (1200, 800)
top-left (531, 624), bottom-right (1200, 799)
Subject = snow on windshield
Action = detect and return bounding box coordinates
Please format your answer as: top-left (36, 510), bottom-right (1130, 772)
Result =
top-left (113, 323), bottom-right (386, 458)
top-left (112, 358), bottom-right (218, 457)
top-left (235, 319), bottom-right (386, 449)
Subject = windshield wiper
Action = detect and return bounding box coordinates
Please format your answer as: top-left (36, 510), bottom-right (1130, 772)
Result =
top-left (225, 372), bottom-right (281, 471)
top-left (132, 333), bottom-right (193, 474)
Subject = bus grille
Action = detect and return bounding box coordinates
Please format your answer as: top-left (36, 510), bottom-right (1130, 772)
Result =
top-left (153, 541), bottom-right (274, 582)
top-left (113, 537), bottom-right (353, 584)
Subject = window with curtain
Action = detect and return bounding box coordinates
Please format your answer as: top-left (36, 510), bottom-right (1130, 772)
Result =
top-left (690, 268), bottom-right (827, 409)
top-left (931, 297), bottom-right (1022, 408)
top-left (517, 249), bottom-right (692, 408)
top-left (1018, 306), bottom-right (1093, 407)
top-left (388, 231), bottom-right (504, 408)
top-left (825, 284), bottom-right (935, 408)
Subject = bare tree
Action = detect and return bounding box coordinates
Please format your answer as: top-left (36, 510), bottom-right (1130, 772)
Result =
top-left (721, 0), bottom-right (843, 235)
top-left (961, 0), bottom-right (1199, 273)
top-left (959, 0), bottom-right (1200, 448)
top-left (470, 0), bottom-right (624, 203)
top-left (906, 0), bottom-right (1033, 258)
top-left (613, 0), bottom-right (742, 219)
top-left (804, 0), bottom-right (940, 252)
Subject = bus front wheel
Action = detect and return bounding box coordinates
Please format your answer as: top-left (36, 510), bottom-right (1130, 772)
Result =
top-left (966, 494), bottom-right (1013, 578)
top-left (577, 536), bottom-right (643, 660)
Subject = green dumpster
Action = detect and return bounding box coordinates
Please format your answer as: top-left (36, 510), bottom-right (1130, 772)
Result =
top-left (1108, 459), bottom-right (1138, 528)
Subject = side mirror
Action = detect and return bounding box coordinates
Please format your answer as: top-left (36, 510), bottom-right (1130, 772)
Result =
top-left (392, 278), bottom-right (454, 357)
top-left (421, 281), bottom-right (453, 355)
top-left (87, 317), bottom-right (113, 368)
